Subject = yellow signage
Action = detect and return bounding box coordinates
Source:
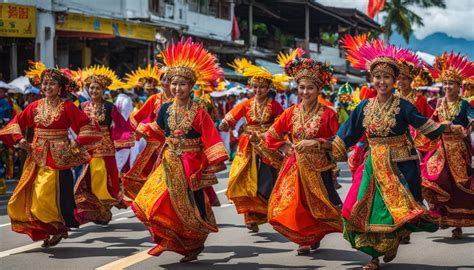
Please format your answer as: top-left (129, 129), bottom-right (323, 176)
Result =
top-left (56, 13), bottom-right (156, 41)
top-left (0, 3), bottom-right (36, 38)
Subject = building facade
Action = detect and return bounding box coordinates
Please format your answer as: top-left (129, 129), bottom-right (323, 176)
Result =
top-left (1, 0), bottom-right (235, 80)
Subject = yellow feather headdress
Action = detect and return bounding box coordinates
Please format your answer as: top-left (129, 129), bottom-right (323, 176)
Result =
top-left (75, 65), bottom-right (123, 90)
top-left (124, 64), bottom-right (162, 89)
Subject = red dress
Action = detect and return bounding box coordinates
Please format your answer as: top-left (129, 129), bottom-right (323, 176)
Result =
top-left (265, 104), bottom-right (343, 245)
top-left (0, 99), bottom-right (101, 241)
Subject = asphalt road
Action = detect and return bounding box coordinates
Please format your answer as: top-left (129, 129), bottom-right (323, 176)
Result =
top-left (0, 162), bottom-right (473, 270)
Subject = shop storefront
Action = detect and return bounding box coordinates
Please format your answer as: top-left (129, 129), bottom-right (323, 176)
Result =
top-left (55, 13), bottom-right (157, 76)
top-left (0, 3), bottom-right (36, 81)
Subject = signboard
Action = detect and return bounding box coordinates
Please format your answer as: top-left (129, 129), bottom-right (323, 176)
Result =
top-left (56, 13), bottom-right (156, 41)
top-left (0, 3), bottom-right (36, 38)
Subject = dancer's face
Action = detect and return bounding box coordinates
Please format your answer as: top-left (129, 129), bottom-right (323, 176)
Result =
top-left (251, 82), bottom-right (270, 100)
top-left (397, 74), bottom-right (412, 92)
top-left (41, 78), bottom-right (61, 98)
top-left (170, 76), bottom-right (192, 101)
top-left (443, 80), bottom-right (460, 99)
top-left (298, 79), bottom-right (320, 105)
top-left (88, 82), bottom-right (104, 101)
top-left (373, 72), bottom-right (395, 96)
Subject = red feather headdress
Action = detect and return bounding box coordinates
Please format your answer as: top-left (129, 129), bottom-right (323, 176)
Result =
top-left (430, 52), bottom-right (474, 84)
top-left (158, 38), bottom-right (223, 86)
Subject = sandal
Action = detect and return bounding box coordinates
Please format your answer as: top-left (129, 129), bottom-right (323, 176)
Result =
top-left (400, 234), bottom-right (410, 244)
top-left (296, 245), bottom-right (310, 255)
top-left (363, 257), bottom-right (380, 270)
top-left (41, 236), bottom-right (51, 248)
top-left (180, 246), bottom-right (204, 263)
top-left (42, 232), bottom-right (68, 248)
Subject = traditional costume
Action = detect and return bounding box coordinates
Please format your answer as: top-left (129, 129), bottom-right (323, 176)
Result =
top-left (131, 38), bottom-right (228, 261)
top-left (420, 52), bottom-right (474, 236)
top-left (264, 57), bottom-right (343, 250)
top-left (332, 36), bottom-right (449, 268)
top-left (224, 51), bottom-right (302, 231)
top-left (73, 66), bottom-right (135, 225)
top-left (0, 62), bottom-right (101, 245)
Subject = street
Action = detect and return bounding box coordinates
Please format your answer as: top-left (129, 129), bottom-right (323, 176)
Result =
top-left (0, 162), bottom-right (473, 270)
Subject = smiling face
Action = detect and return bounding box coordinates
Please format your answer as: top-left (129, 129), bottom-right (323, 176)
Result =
top-left (170, 76), bottom-right (193, 102)
top-left (88, 82), bottom-right (104, 101)
top-left (397, 74), bottom-right (412, 93)
top-left (443, 80), bottom-right (460, 100)
top-left (373, 72), bottom-right (396, 96)
top-left (251, 81), bottom-right (270, 100)
top-left (298, 79), bottom-right (320, 105)
top-left (41, 77), bottom-right (61, 98)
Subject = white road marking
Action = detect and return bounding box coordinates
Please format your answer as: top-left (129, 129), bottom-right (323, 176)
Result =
top-left (95, 249), bottom-right (152, 270)
top-left (216, 188), bottom-right (227, 194)
top-left (0, 222), bottom-right (11, 228)
top-left (0, 209), bottom-right (134, 257)
top-left (220, 203), bottom-right (233, 208)
top-left (0, 243), bottom-right (42, 258)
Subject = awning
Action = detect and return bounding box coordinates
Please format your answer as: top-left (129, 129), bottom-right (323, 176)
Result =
top-left (56, 13), bottom-right (157, 42)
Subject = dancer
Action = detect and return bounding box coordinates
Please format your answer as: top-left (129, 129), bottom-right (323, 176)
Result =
top-left (320, 37), bottom-right (463, 269)
top-left (74, 66), bottom-right (135, 225)
top-left (132, 38), bottom-right (228, 262)
top-left (420, 52), bottom-right (474, 239)
top-left (122, 65), bottom-right (170, 200)
top-left (221, 51), bottom-right (302, 232)
top-left (0, 62), bottom-right (101, 247)
top-left (260, 56), bottom-right (343, 255)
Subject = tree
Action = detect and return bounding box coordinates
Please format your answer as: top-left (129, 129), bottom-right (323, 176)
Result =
top-left (382, 0), bottom-right (446, 43)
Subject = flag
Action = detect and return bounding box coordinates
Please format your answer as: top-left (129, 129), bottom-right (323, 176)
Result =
top-left (231, 15), bottom-right (240, 40)
top-left (367, 0), bottom-right (385, 19)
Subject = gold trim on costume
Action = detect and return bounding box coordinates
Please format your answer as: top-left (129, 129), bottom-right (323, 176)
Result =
top-left (204, 142), bottom-right (228, 163)
top-left (363, 96), bottom-right (400, 137)
top-left (332, 136), bottom-right (348, 161)
top-left (0, 122), bottom-right (22, 137)
top-left (417, 119), bottom-right (441, 136)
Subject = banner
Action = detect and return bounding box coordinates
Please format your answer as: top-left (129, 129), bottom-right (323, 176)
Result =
top-left (56, 13), bottom-right (156, 41)
top-left (0, 3), bottom-right (36, 38)
top-left (367, 0), bottom-right (385, 19)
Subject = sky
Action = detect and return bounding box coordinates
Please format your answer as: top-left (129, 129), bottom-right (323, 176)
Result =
top-left (315, 0), bottom-right (474, 41)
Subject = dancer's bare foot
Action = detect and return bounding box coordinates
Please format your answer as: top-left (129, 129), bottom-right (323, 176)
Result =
top-left (246, 223), bottom-right (259, 233)
top-left (452, 227), bottom-right (463, 239)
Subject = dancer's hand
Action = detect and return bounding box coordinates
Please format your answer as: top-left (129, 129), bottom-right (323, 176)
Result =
top-left (294, 139), bottom-right (320, 153)
top-left (278, 143), bottom-right (292, 157)
top-left (219, 121), bottom-right (229, 132)
top-left (18, 138), bottom-right (31, 152)
top-left (249, 131), bottom-right (261, 143)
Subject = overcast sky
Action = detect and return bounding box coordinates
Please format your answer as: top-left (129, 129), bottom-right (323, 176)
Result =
top-left (315, 0), bottom-right (474, 41)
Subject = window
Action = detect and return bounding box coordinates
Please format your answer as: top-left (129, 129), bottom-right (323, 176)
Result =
top-left (150, 0), bottom-right (165, 17)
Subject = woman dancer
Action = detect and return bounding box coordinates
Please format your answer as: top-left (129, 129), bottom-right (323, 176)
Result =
top-left (0, 62), bottom-right (101, 247)
top-left (259, 57), bottom-right (343, 255)
top-left (132, 38), bottom-right (228, 262)
top-left (320, 37), bottom-right (463, 269)
top-left (420, 52), bottom-right (474, 239)
top-left (221, 51), bottom-right (302, 232)
top-left (74, 66), bottom-right (135, 225)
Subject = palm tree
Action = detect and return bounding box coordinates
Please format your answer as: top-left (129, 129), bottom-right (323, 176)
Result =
top-left (382, 0), bottom-right (446, 43)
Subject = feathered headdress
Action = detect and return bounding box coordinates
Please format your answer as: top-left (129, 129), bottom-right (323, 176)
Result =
top-left (396, 50), bottom-right (424, 79)
top-left (158, 38), bottom-right (223, 86)
top-left (430, 52), bottom-right (474, 84)
top-left (340, 35), bottom-right (403, 78)
top-left (124, 64), bottom-right (162, 89)
top-left (25, 60), bottom-right (79, 94)
top-left (229, 48), bottom-right (304, 92)
top-left (413, 66), bottom-right (434, 88)
top-left (77, 65), bottom-right (122, 90)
